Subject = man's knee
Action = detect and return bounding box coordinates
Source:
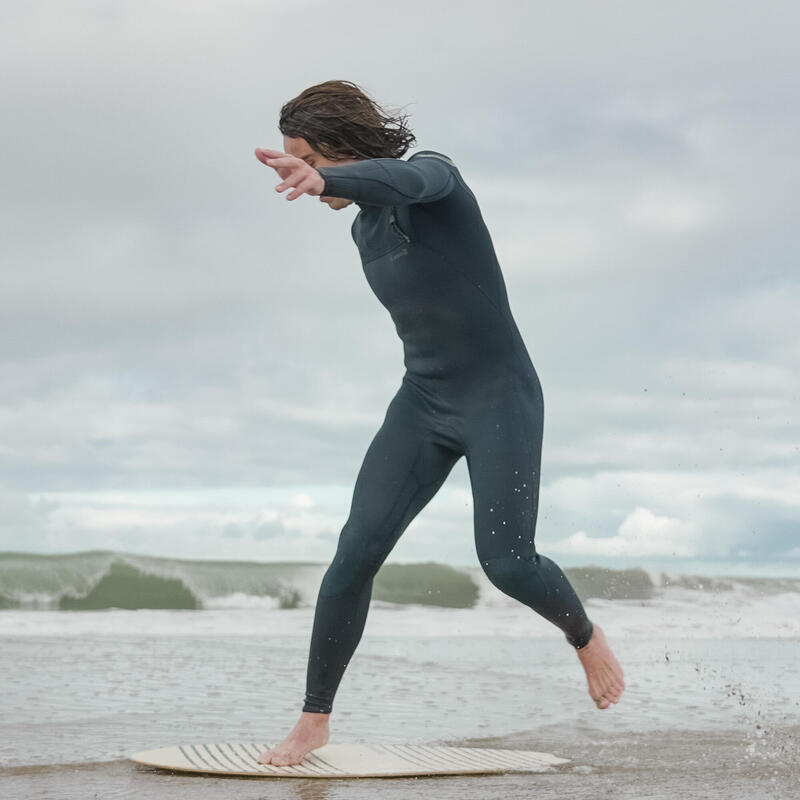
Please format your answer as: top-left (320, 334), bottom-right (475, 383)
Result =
top-left (319, 528), bottom-right (387, 597)
top-left (479, 554), bottom-right (543, 600)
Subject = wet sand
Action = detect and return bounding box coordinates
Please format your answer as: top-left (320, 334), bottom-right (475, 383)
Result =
top-left (3, 724), bottom-right (798, 800)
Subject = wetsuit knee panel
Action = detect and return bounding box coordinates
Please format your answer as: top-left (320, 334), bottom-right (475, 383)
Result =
top-left (479, 554), bottom-right (549, 603)
top-left (318, 544), bottom-right (387, 598)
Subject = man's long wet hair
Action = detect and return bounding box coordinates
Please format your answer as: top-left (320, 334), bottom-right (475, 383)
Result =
top-left (279, 80), bottom-right (416, 161)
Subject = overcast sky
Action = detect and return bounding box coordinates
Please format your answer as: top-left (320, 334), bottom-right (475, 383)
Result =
top-left (0, 0), bottom-right (797, 574)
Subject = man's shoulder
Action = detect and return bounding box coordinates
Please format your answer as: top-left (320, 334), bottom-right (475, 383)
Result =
top-left (408, 150), bottom-right (456, 167)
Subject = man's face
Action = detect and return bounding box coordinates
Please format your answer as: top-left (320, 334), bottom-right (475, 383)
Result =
top-left (283, 135), bottom-right (356, 210)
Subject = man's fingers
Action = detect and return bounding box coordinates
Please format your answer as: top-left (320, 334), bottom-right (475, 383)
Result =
top-left (285, 175), bottom-right (317, 200)
top-left (275, 171), bottom-right (302, 193)
top-left (264, 156), bottom-right (299, 168)
top-left (256, 147), bottom-right (287, 159)
top-left (275, 163), bottom-right (316, 193)
top-left (254, 147), bottom-right (288, 165)
top-left (276, 175), bottom-right (304, 194)
top-left (256, 147), bottom-right (320, 201)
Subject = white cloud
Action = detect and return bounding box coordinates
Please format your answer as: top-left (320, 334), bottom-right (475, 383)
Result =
top-left (553, 506), bottom-right (699, 557)
top-left (291, 493), bottom-right (314, 509)
top-left (537, 468), bottom-right (800, 562)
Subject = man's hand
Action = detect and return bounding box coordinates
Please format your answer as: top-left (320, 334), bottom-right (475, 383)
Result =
top-left (254, 148), bottom-right (325, 201)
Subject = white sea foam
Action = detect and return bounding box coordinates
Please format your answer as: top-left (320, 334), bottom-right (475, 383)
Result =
top-left (1, 581), bottom-right (798, 639)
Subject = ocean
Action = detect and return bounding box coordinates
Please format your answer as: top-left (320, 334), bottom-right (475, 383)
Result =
top-left (1, 551), bottom-right (798, 799)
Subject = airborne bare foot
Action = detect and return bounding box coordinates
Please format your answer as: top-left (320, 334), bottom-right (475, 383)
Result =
top-left (257, 711), bottom-right (330, 766)
top-left (576, 624), bottom-right (625, 709)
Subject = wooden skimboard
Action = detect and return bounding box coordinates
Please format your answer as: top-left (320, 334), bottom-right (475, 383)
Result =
top-left (130, 741), bottom-right (570, 778)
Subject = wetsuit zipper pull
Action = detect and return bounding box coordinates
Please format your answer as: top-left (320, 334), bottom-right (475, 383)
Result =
top-left (390, 211), bottom-right (411, 244)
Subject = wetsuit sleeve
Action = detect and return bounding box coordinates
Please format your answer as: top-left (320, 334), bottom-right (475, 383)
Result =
top-left (315, 156), bottom-right (455, 207)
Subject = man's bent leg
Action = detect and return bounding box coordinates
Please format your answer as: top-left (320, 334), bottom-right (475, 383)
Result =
top-left (464, 376), bottom-right (624, 707)
top-left (304, 383), bottom-right (462, 713)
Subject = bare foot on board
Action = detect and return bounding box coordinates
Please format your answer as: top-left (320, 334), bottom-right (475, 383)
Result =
top-left (257, 711), bottom-right (331, 766)
top-left (576, 624), bottom-right (625, 709)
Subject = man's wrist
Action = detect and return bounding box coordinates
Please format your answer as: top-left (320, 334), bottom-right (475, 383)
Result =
top-left (314, 167), bottom-right (329, 196)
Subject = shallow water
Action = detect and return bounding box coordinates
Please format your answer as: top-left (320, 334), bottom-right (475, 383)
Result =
top-left (2, 602), bottom-right (799, 799)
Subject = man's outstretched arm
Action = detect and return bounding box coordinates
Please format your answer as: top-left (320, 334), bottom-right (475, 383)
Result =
top-left (315, 154), bottom-right (456, 207)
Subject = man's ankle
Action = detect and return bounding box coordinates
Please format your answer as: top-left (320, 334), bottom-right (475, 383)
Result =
top-left (301, 711), bottom-right (330, 723)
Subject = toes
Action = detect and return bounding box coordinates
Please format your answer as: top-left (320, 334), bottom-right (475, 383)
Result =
top-left (606, 681), bottom-right (622, 699)
top-left (592, 692), bottom-right (611, 709)
top-left (604, 681), bottom-right (624, 704)
top-left (593, 684), bottom-right (624, 708)
top-left (273, 750), bottom-right (305, 766)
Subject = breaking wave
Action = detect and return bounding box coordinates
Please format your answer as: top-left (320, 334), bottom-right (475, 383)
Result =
top-left (1, 550), bottom-right (798, 613)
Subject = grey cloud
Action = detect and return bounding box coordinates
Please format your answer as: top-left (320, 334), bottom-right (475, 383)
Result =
top-left (222, 522), bottom-right (245, 539)
top-left (0, 486), bottom-right (58, 551)
top-left (0, 1), bottom-right (797, 566)
top-left (253, 519), bottom-right (286, 541)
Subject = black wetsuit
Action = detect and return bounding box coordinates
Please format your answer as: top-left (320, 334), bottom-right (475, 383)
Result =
top-left (301, 151), bottom-right (594, 714)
